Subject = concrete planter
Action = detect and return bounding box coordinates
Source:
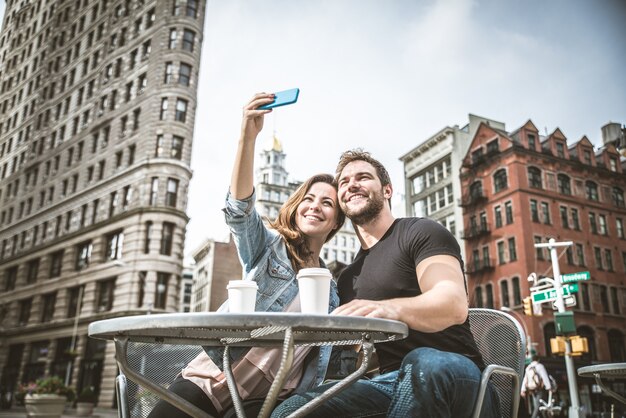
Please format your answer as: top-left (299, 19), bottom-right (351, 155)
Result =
top-left (76, 401), bottom-right (95, 416)
top-left (24, 394), bottom-right (66, 418)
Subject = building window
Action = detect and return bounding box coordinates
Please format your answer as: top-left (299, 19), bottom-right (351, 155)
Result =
top-left (160, 98), bottom-right (168, 120)
top-left (608, 330), bottom-right (625, 362)
top-left (598, 214), bottom-right (608, 235)
top-left (474, 287), bottom-right (483, 308)
top-left (166, 178), bottom-right (179, 207)
top-left (160, 222), bottom-right (174, 255)
top-left (500, 280), bottom-right (510, 308)
top-left (576, 244), bottom-right (585, 266)
top-left (155, 135), bottom-right (165, 157)
top-left (41, 292), bottom-right (57, 322)
top-left (150, 177), bottom-right (159, 205)
top-left (589, 212), bottom-right (597, 234)
top-left (494, 206), bottom-right (502, 228)
top-left (599, 286), bottom-right (609, 313)
top-left (512, 277), bottom-right (521, 306)
top-left (178, 63), bottom-right (191, 86)
top-left (527, 133), bottom-right (536, 150)
top-left (138, 271), bottom-right (146, 308)
top-left (566, 247), bottom-right (574, 265)
top-left (530, 200), bottom-right (539, 222)
top-left (175, 99), bottom-right (188, 122)
top-left (18, 298), bottom-right (32, 325)
top-left (485, 284), bottom-right (494, 309)
top-left (581, 282), bottom-right (591, 311)
top-left (186, 0), bottom-right (198, 17)
top-left (617, 218), bottom-right (624, 239)
top-left (612, 187), bottom-right (625, 207)
top-left (493, 169), bottom-right (507, 193)
top-left (557, 174), bottom-right (571, 195)
top-left (610, 288), bottom-right (621, 315)
top-left (586, 181), bottom-right (599, 201)
top-left (144, 221), bottom-right (152, 253)
top-left (504, 201), bottom-right (513, 224)
top-left (109, 191), bottom-right (118, 218)
top-left (105, 230), bottom-right (124, 260)
top-left (556, 141), bottom-right (565, 158)
top-left (96, 278), bottom-right (116, 312)
top-left (497, 241), bottom-right (505, 264)
top-left (527, 167), bottom-right (542, 189)
top-left (182, 29), bottom-right (195, 52)
top-left (164, 62), bottom-right (174, 83)
top-left (75, 241), bottom-right (92, 270)
top-left (4, 266), bottom-right (18, 291)
top-left (534, 237), bottom-right (544, 260)
top-left (560, 206), bottom-right (569, 228)
top-left (155, 272), bottom-right (169, 309)
top-left (605, 249), bottom-right (613, 271)
top-left (172, 136), bottom-right (183, 159)
top-left (66, 285), bottom-right (83, 318)
top-left (541, 202), bottom-right (550, 224)
top-left (26, 259), bottom-right (39, 284)
top-left (508, 237), bottom-right (517, 261)
top-left (49, 250), bottom-right (64, 278)
top-left (594, 247), bottom-right (603, 270)
top-left (571, 208), bottom-right (580, 230)
top-left (169, 28), bottom-right (177, 49)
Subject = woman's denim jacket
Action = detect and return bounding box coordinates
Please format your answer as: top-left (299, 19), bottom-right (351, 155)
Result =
top-left (203, 190), bottom-right (340, 393)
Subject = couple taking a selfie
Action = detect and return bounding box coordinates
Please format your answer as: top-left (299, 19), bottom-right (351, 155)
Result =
top-left (148, 92), bottom-right (499, 418)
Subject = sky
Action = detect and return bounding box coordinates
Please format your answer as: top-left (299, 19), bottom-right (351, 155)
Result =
top-left (2, 0), bottom-right (625, 260)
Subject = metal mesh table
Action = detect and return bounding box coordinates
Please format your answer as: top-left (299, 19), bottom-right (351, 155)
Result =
top-left (89, 312), bottom-right (408, 418)
top-left (578, 363), bottom-right (626, 404)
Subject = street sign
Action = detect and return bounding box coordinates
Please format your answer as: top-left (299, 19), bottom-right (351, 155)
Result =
top-left (532, 284), bottom-right (579, 303)
top-left (561, 271), bottom-right (590, 283)
top-left (553, 295), bottom-right (576, 310)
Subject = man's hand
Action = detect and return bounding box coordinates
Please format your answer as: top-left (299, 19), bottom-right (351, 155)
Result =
top-left (332, 299), bottom-right (401, 320)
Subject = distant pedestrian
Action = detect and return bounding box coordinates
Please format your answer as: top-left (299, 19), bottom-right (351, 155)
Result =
top-left (521, 351), bottom-right (552, 418)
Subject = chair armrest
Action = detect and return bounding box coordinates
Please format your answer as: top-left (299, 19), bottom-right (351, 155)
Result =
top-left (471, 364), bottom-right (520, 418)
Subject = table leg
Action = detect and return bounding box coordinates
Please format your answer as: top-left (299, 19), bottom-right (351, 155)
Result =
top-left (113, 338), bottom-right (213, 418)
top-left (258, 327), bottom-right (294, 418)
top-left (594, 374), bottom-right (626, 404)
top-left (287, 340), bottom-right (375, 418)
top-left (223, 345), bottom-right (247, 418)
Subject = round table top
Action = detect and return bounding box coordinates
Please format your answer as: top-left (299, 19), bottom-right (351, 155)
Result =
top-left (578, 363), bottom-right (626, 378)
top-left (88, 312), bottom-right (409, 347)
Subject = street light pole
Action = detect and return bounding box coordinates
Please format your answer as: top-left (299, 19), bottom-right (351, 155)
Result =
top-left (535, 238), bottom-right (582, 418)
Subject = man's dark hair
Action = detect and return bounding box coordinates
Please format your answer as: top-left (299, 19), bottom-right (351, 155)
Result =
top-left (335, 149), bottom-right (391, 187)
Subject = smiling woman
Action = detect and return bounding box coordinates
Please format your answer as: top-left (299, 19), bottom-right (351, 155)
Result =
top-left (147, 93), bottom-right (345, 418)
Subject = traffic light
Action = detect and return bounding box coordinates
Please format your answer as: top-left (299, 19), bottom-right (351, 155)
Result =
top-left (550, 337), bottom-right (566, 355)
top-left (570, 336), bottom-right (589, 354)
top-left (523, 296), bottom-right (533, 316)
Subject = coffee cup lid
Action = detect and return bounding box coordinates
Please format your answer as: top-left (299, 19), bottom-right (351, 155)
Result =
top-left (227, 280), bottom-right (258, 289)
top-left (296, 268), bottom-right (332, 279)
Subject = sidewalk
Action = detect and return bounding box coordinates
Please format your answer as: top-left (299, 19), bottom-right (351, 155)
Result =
top-left (0, 406), bottom-right (118, 418)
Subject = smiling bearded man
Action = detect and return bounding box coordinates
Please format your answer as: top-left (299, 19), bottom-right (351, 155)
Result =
top-left (271, 149), bottom-right (500, 418)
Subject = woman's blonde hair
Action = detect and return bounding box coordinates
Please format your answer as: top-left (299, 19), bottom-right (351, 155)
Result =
top-left (270, 174), bottom-right (345, 271)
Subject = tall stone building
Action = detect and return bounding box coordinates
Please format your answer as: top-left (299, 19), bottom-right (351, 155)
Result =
top-left (460, 119), bottom-right (626, 413)
top-left (0, 0), bottom-right (206, 407)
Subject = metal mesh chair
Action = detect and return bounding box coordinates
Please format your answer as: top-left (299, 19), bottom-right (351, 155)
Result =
top-left (468, 308), bottom-right (526, 418)
top-left (116, 342), bottom-right (204, 418)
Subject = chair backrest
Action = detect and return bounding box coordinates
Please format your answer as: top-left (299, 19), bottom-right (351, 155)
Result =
top-left (122, 342), bottom-right (204, 418)
top-left (468, 308), bottom-right (526, 418)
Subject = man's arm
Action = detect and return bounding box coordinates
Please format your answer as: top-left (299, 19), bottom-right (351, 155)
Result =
top-left (332, 254), bottom-right (468, 332)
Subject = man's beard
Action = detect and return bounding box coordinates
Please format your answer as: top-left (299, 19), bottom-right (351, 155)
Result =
top-left (342, 188), bottom-right (385, 225)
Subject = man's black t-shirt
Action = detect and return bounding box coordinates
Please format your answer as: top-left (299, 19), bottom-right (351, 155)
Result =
top-left (337, 217), bottom-right (484, 374)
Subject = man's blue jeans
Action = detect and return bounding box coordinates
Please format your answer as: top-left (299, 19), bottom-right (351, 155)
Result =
top-left (271, 347), bottom-right (500, 418)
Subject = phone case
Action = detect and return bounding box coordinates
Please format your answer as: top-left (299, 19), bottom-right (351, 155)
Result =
top-left (259, 88), bottom-right (300, 109)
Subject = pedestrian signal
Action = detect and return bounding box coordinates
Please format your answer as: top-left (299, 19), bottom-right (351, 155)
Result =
top-left (570, 336), bottom-right (589, 354)
top-left (550, 337), bottom-right (566, 355)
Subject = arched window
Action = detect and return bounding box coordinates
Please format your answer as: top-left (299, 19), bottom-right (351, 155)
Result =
top-left (608, 329), bottom-right (626, 362)
top-left (527, 167), bottom-right (542, 189)
top-left (500, 280), bottom-right (510, 308)
top-left (612, 187), bottom-right (625, 207)
top-left (543, 322), bottom-right (557, 358)
top-left (557, 174), bottom-right (571, 195)
top-left (585, 181), bottom-right (598, 201)
top-left (485, 284), bottom-right (494, 309)
top-left (577, 326), bottom-right (596, 362)
top-left (474, 287), bottom-right (483, 308)
top-left (512, 277), bottom-right (521, 306)
top-left (470, 181), bottom-right (483, 198)
top-left (493, 169), bottom-right (508, 193)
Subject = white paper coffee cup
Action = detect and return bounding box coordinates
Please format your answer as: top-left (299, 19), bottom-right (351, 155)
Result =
top-left (227, 280), bottom-right (258, 313)
top-left (297, 268), bottom-right (332, 314)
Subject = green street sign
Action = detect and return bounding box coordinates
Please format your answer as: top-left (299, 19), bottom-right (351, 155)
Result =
top-left (561, 271), bottom-right (590, 283)
top-left (531, 284), bottom-right (579, 303)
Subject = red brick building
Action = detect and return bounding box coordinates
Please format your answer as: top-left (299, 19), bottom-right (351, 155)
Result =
top-left (460, 120), bottom-right (626, 412)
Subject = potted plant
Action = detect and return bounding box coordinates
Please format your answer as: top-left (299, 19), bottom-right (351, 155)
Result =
top-left (76, 386), bottom-right (97, 416)
top-left (17, 376), bottom-right (74, 418)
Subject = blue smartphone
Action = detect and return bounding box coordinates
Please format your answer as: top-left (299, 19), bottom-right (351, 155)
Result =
top-left (259, 88), bottom-right (300, 109)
